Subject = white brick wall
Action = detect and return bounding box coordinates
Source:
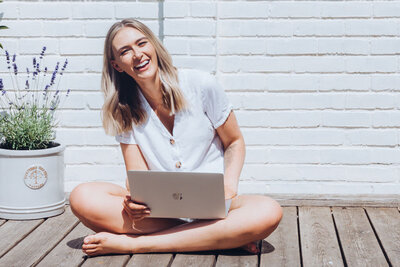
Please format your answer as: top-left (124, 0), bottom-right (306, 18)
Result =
top-left (1, 0), bottom-right (399, 198)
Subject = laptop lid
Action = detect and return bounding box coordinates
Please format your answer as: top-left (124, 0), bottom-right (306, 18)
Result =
top-left (127, 170), bottom-right (228, 219)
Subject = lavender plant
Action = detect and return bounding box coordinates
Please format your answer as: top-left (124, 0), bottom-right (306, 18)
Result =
top-left (0, 47), bottom-right (70, 150)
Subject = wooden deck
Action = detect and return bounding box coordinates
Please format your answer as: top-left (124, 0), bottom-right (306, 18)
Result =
top-left (0, 205), bottom-right (398, 267)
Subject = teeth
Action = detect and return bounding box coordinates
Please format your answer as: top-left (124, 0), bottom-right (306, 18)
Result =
top-left (136, 60), bottom-right (149, 68)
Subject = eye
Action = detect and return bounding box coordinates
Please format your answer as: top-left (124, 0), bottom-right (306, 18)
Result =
top-left (120, 49), bottom-right (128, 56)
top-left (139, 41), bottom-right (147, 46)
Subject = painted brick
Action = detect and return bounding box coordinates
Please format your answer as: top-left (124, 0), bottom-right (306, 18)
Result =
top-left (372, 111), bottom-right (400, 127)
top-left (58, 110), bottom-right (102, 127)
top-left (241, 56), bottom-right (293, 73)
top-left (58, 93), bottom-right (87, 110)
top-left (320, 2), bottom-right (372, 18)
top-left (164, 1), bottom-right (189, 18)
top-left (345, 130), bottom-right (398, 147)
top-left (86, 92), bottom-right (104, 110)
top-left (164, 19), bottom-right (216, 36)
top-left (242, 129), bottom-right (345, 146)
top-left (218, 20), bottom-right (268, 37)
top-left (19, 39), bottom-right (59, 54)
top-left (267, 38), bottom-right (317, 55)
top-left (294, 56), bottom-right (346, 73)
top-left (245, 147), bottom-right (269, 164)
top-left (1, 21), bottom-right (43, 37)
top-left (227, 92), bottom-right (292, 110)
top-left (345, 19), bottom-right (398, 36)
top-left (65, 147), bottom-right (121, 164)
top-left (219, 38), bottom-right (265, 55)
top-left (85, 21), bottom-right (117, 37)
top-left (43, 21), bottom-right (85, 37)
top-left (321, 111), bottom-right (371, 128)
top-left (60, 38), bottom-right (104, 55)
top-left (189, 38), bottom-right (216, 56)
top-left (319, 74), bottom-right (370, 91)
top-left (63, 73), bottom-right (102, 90)
top-left (163, 37), bottom-right (190, 55)
top-left (19, 3), bottom-right (71, 19)
top-left (190, 2), bottom-right (216, 18)
top-left (55, 128), bottom-right (117, 146)
top-left (291, 93), bottom-right (347, 110)
top-left (62, 56), bottom-right (103, 73)
top-left (65, 165), bottom-right (125, 181)
top-left (218, 2), bottom-right (268, 19)
top-left (346, 56), bottom-right (397, 73)
top-left (266, 74), bottom-right (319, 92)
top-left (269, 2), bottom-right (321, 18)
top-left (318, 38), bottom-right (370, 55)
top-left (171, 56), bottom-right (216, 72)
top-left (373, 2), bottom-right (400, 17)
top-left (345, 93), bottom-right (397, 110)
top-left (1, 3), bottom-right (19, 19)
top-left (115, 3), bottom-right (159, 19)
top-left (72, 3), bottom-right (114, 19)
top-left (371, 75), bottom-right (400, 91)
top-left (371, 38), bottom-right (400, 54)
top-left (220, 74), bottom-right (268, 91)
top-left (294, 20), bottom-right (346, 37)
top-left (269, 148), bottom-right (320, 164)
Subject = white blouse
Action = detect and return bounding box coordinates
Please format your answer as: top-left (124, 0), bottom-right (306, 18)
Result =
top-left (115, 68), bottom-right (233, 174)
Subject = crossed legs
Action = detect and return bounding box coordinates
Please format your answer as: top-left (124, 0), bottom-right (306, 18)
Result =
top-left (69, 182), bottom-right (283, 256)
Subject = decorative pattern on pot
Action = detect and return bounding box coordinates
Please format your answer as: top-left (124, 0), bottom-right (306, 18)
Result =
top-left (24, 165), bottom-right (48, 190)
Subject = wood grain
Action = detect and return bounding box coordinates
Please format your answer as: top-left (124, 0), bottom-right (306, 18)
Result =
top-left (0, 219), bottom-right (43, 258)
top-left (366, 207), bottom-right (400, 267)
top-left (171, 253), bottom-right (216, 267)
top-left (0, 206), bottom-right (78, 267)
top-left (126, 253), bottom-right (173, 267)
top-left (260, 207), bottom-right (300, 267)
top-left (36, 222), bottom-right (94, 267)
top-left (299, 207), bottom-right (344, 267)
top-left (332, 207), bottom-right (388, 267)
top-left (81, 254), bottom-right (131, 267)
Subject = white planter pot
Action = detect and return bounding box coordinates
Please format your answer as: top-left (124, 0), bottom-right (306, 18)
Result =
top-left (0, 144), bottom-right (66, 220)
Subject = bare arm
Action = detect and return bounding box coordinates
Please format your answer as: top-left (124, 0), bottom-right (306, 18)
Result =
top-left (120, 143), bottom-right (149, 191)
top-left (216, 111), bottom-right (245, 200)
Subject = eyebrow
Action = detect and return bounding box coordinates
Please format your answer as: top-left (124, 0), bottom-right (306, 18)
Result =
top-left (116, 37), bottom-right (148, 54)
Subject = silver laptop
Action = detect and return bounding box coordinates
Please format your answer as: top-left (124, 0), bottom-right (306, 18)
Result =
top-left (127, 170), bottom-right (230, 219)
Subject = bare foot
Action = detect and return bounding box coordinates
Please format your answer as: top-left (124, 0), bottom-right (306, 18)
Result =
top-left (240, 241), bottom-right (259, 254)
top-left (82, 232), bottom-right (138, 256)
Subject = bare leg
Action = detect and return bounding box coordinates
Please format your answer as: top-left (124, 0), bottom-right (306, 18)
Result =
top-left (73, 184), bottom-right (282, 256)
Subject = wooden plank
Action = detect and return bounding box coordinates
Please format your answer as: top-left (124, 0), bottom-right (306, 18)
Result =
top-left (0, 206), bottom-right (79, 266)
top-left (299, 207), bottom-right (344, 267)
top-left (216, 252), bottom-right (258, 267)
top-left (0, 219), bottom-right (44, 258)
top-left (366, 207), bottom-right (400, 267)
top-left (260, 207), bottom-right (300, 267)
top-left (332, 207), bottom-right (388, 267)
top-left (126, 253), bottom-right (173, 267)
top-left (171, 253), bottom-right (215, 267)
top-left (81, 254), bottom-right (131, 267)
top-left (270, 194), bottom-right (400, 207)
top-left (36, 222), bottom-right (95, 267)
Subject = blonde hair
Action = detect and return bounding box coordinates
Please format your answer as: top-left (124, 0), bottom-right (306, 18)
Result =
top-left (101, 18), bottom-right (187, 135)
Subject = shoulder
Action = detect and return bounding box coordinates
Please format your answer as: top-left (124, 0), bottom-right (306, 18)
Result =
top-left (178, 69), bottom-right (218, 96)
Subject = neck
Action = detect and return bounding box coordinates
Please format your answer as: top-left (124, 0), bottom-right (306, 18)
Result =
top-left (137, 71), bottom-right (163, 108)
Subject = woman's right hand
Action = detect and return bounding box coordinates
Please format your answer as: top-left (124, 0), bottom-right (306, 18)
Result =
top-left (123, 195), bottom-right (151, 221)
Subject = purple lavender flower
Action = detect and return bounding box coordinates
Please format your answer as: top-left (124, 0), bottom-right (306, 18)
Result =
top-left (66, 89), bottom-right (71, 96)
top-left (0, 78), bottom-right (3, 91)
top-left (12, 54), bottom-right (16, 63)
top-left (25, 80), bottom-right (30, 90)
top-left (13, 63), bottom-right (17, 75)
top-left (33, 57), bottom-right (37, 69)
top-left (44, 85), bottom-right (50, 91)
top-left (40, 46), bottom-right (46, 59)
top-left (5, 50), bottom-right (10, 64)
top-left (26, 68), bottom-right (30, 75)
top-left (1, 90), bottom-right (5, 96)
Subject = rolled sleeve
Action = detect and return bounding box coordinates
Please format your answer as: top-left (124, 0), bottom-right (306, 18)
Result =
top-left (115, 130), bottom-right (137, 144)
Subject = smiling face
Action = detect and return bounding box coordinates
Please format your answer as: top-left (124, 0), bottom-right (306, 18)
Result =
top-left (110, 26), bottom-right (159, 85)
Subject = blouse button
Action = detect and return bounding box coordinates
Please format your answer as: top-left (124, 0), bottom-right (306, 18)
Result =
top-left (175, 161), bottom-right (182, 169)
top-left (170, 138), bottom-right (175, 145)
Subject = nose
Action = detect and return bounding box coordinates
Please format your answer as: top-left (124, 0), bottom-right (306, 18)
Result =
top-left (132, 47), bottom-right (142, 61)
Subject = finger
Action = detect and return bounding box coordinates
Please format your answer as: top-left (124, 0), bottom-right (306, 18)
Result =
top-left (128, 202), bottom-right (149, 210)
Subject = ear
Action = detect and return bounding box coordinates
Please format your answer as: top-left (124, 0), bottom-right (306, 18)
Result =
top-left (110, 60), bottom-right (124, 73)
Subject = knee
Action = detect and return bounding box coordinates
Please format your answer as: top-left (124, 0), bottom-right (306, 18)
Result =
top-left (69, 183), bottom-right (92, 216)
top-left (251, 196), bottom-right (283, 239)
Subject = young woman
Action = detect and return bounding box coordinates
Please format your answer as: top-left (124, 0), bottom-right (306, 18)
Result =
top-left (69, 18), bottom-right (283, 256)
